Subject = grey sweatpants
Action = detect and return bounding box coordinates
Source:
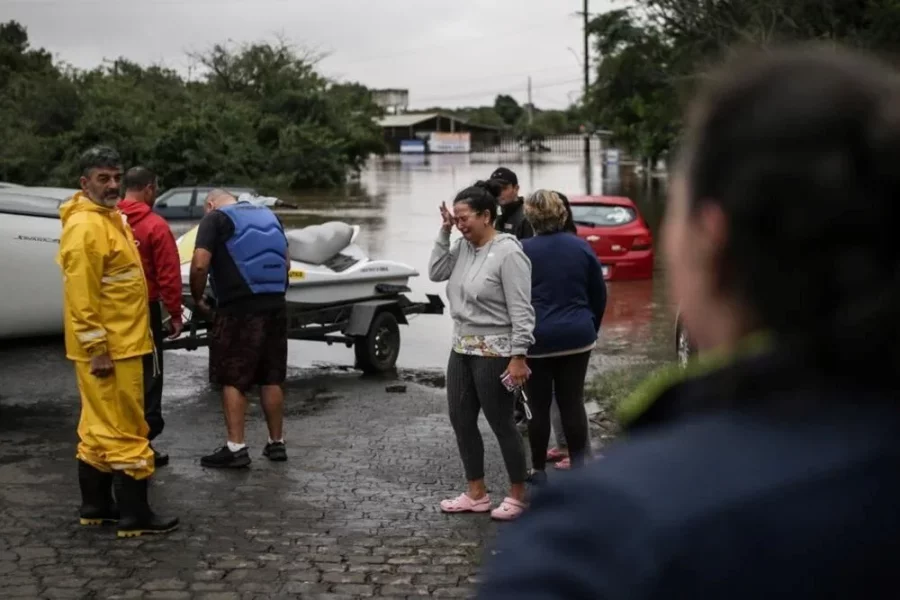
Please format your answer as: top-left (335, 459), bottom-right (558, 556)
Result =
top-left (446, 351), bottom-right (528, 485)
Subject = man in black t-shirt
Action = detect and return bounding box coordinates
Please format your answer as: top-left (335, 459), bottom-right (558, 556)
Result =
top-left (190, 189), bottom-right (290, 469)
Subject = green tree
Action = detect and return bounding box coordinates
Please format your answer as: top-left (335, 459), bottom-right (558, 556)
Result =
top-left (583, 0), bottom-right (900, 170)
top-left (586, 8), bottom-right (680, 166)
top-left (493, 94), bottom-right (524, 126)
top-left (0, 24), bottom-right (387, 192)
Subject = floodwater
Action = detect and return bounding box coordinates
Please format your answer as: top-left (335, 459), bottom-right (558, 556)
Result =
top-left (175, 153), bottom-right (677, 376)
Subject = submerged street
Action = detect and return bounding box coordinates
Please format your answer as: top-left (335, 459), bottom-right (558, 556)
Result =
top-left (0, 339), bottom-right (510, 599)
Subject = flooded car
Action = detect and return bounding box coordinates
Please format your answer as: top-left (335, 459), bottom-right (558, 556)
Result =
top-left (568, 195), bottom-right (654, 281)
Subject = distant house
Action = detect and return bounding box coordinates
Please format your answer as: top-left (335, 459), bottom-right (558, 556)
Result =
top-left (375, 112), bottom-right (504, 153)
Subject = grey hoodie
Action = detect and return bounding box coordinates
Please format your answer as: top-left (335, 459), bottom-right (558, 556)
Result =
top-left (428, 228), bottom-right (535, 356)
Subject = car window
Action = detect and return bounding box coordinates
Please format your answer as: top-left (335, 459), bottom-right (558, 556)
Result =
top-left (570, 204), bottom-right (636, 227)
top-left (0, 193), bottom-right (61, 218)
top-left (159, 191), bottom-right (194, 208)
top-left (193, 188), bottom-right (256, 202)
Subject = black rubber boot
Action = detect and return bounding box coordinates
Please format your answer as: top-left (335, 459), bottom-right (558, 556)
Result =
top-left (151, 445), bottom-right (169, 468)
top-left (78, 460), bottom-right (119, 526)
top-left (113, 472), bottom-right (179, 538)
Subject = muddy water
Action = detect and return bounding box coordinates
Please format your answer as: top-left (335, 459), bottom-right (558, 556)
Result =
top-left (179, 154), bottom-right (677, 376)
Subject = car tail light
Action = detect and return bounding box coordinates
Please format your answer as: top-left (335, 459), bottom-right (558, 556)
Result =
top-left (632, 235), bottom-right (652, 251)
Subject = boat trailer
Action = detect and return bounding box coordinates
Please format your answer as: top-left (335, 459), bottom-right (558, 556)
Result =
top-left (162, 286), bottom-right (445, 374)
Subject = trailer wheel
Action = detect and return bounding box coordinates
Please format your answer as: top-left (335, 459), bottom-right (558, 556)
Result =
top-left (354, 310), bottom-right (401, 374)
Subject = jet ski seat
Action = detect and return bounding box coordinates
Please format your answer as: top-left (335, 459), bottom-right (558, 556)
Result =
top-left (285, 221), bottom-right (355, 265)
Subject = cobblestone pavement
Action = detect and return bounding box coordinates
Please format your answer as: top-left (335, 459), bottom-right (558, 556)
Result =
top-left (0, 339), bottom-right (521, 599)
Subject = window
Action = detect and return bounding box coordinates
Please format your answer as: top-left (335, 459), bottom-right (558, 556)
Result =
top-left (570, 204), bottom-right (637, 227)
top-left (158, 191), bottom-right (193, 208)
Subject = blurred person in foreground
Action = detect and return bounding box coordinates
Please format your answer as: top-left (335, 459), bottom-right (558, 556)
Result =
top-left (429, 180), bottom-right (535, 520)
top-left (189, 189), bottom-right (289, 468)
top-left (520, 189), bottom-right (606, 486)
top-left (118, 166), bottom-right (183, 467)
top-left (477, 43), bottom-right (900, 598)
top-left (58, 146), bottom-right (178, 538)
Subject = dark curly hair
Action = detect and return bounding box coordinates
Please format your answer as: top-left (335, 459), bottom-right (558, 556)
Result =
top-left (78, 145), bottom-right (122, 177)
top-left (679, 42), bottom-right (900, 384)
top-left (453, 179), bottom-right (501, 222)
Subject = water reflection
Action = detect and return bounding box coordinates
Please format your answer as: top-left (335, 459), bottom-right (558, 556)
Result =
top-left (173, 154), bottom-right (675, 371)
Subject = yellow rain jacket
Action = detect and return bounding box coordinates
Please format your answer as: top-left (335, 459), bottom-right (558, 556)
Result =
top-left (58, 192), bottom-right (155, 479)
top-left (57, 192), bottom-right (153, 361)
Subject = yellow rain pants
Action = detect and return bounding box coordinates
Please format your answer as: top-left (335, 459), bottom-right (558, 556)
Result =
top-left (74, 356), bottom-right (155, 480)
top-left (57, 192), bottom-right (156, 481)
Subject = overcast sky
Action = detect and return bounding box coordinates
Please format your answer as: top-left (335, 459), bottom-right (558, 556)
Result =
top-left (2, 0), bottom-right (615, 110)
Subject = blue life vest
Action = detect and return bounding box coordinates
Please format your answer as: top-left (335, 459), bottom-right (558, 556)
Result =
top-left (218, 201), bottom-right (288, 295)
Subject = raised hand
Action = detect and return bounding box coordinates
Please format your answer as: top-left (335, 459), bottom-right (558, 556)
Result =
top-left (439, 201), bottom-right (455, 232)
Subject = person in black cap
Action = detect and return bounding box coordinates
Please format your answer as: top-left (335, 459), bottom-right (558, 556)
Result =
top-left (490, 168), bottom-right (534, 436)
top-left (490, 167), bottom-right (535, 240)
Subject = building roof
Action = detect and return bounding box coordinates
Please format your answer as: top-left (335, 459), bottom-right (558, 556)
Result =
top-left (376, 112), bottom-right (441, 127)
top-left (376, 111), bottom-right (502, 131)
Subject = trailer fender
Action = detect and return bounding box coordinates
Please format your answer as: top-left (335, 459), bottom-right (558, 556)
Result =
top-left (344, 300), bottom-right (408, 337)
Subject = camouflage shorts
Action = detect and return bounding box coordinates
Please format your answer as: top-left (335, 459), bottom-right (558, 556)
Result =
top-left (208, 307), bottom-right (287, 392)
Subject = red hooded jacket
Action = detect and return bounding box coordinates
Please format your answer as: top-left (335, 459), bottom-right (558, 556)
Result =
top-left (118, 198), bottom-right (183, 326)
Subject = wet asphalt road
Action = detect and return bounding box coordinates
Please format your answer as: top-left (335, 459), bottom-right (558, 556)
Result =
top-left (0, 337), bottom-right (535, 599)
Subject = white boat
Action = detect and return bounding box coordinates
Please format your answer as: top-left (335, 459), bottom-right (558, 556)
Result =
top-left (0, 187), bottom-right (75, 340)
top-left (175, 220), bottom-right (420, 307)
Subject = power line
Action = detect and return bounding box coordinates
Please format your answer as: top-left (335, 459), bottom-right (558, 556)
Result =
top-left (533, 89), bottom-right (579, 109)
top-left (327, 63), bottom-right (580, 90)
top-left (411, 78), bottom-right (582, 105)
top-left (330, 24), bottom-right (566, 68)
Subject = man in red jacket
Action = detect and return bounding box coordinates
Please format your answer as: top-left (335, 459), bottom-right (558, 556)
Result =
top-left (118, 166), bottom-right (183, 467)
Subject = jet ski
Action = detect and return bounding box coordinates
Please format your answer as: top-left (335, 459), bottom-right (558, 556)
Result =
top-left (174, 220), bottom-right (420, 306)
top-left (169, 218), bottom-right (444, 373)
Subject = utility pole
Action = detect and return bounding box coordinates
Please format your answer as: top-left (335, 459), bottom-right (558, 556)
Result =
top-left (102, 58), bottom-right (119, 76)
top-left (527, 76), bottom-right (533, 125)
top-left (582, 0), bottom-right (591, 162)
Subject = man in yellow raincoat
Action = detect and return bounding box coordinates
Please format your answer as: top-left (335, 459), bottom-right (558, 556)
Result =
top-left (57, 145), bottom-right (178, 538)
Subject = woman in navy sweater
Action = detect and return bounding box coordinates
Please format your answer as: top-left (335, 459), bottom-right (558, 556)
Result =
top-left (521, 190), bottom-right (607, 480)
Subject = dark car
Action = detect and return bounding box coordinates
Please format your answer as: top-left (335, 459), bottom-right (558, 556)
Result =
top-left (152, 186), bottom-right (257, 220)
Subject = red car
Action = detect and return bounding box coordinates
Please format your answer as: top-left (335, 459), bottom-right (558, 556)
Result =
top-left (567, 195), bottom-right (654, 280)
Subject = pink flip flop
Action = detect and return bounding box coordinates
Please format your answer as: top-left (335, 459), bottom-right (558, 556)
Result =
top-left (555, 454), bottom-right (604, 470)
top-left (546, 447), bottom-right (568, 462)
top-left (491, 497), bottom-right (527, 521)
top-left (554, 457), bottom-right (572, 470)
top-left (440, 493), bottom-right (492, 514)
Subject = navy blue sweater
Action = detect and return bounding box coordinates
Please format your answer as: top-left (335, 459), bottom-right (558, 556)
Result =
top-left (521, 232), bottom-right (607, 356)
